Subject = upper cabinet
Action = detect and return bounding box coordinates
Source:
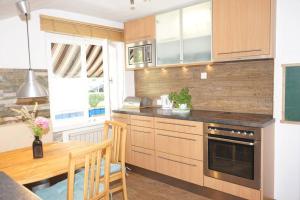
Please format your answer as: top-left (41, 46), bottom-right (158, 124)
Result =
top-left (156, 10), bottom-right (181, 65)
top-left (124, 16), bottom-right (156, 43)
top-left (156, 1), bottom-right (212, 65)
top-left (213, 0), bottom-right (274, 61)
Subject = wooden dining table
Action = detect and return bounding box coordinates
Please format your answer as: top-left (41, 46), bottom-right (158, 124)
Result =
top-left (0, 141), bottom-right (94, 185)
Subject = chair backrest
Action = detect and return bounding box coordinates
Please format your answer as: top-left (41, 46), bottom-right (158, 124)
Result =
top-left (103, 120), bottom-right (127, 165)
top-left (67, 139), bottom-right (112, 200)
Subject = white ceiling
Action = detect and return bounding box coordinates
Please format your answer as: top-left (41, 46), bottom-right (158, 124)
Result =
top-left (0, 0), bottom-right (201, 22)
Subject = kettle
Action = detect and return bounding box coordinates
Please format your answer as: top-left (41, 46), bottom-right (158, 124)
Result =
top-left (160, 95), bottom-right (172, 109)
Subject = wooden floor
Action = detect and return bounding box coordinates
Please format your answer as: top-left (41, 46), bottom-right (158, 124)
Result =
top-left (27, 166), bottom-right (243, 200)
top-left (112, 167), bottom-right (243, 200)
top-left (113, 172), bottom-right (210, 200)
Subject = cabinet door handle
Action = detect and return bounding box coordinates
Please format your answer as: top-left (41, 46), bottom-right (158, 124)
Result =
top-left (132, 130), bottom-right (151, 134)
top-left (218, 49), bottom-right (262, 55)
top-left (156, 121), bottom-right (195, 128)
top-left (157, 133), bottom-right (196, 141)
top-left (132, 150), bottom-right (152, 156)
top-left (158, 156), bottom-right (197, 167)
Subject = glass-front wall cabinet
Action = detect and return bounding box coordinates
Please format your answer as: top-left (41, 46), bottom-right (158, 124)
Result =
top-left (156, 10), bottom-right (181, 65)
top-left (182, 1), bottom-right (212, 63)
top-left (156, 0), bottom-right (212, 65)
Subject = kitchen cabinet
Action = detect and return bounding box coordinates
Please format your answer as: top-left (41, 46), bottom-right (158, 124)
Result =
top-left (156, 152), bottom-right (203, 186)
top-left (156, 1), bottom-right (212, 65)
top-left (111, 113), bottom-right (132, 164)
top-left (112, 113), bottom-right (204, 185)
top-left (156, 10), bottom-right (181, 65)
top-left (124, 16), bottom-right (155, 43)
top-left (204, 176), bottom-right (261, 200)
top-left (213, 0), bottom-right (274, 61)
top-left (182, 2), bottom-right (212, 63)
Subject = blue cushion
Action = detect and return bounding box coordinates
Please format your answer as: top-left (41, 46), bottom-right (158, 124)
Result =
top-left (35, 171), bottom-right (104, 200)
top-left (100, 159), bottom-right (122, 176)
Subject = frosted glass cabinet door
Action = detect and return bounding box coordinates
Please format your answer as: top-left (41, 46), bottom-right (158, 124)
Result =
top-left (182, 1), bottom-right (212, 63)
top-left (156, 10), bottom-right (181, 65)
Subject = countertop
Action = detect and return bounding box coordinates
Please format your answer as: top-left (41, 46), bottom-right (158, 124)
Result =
top-left (0, 172), bottom-right (40, 200)
top-left (113, 108), bottom-right (274, 128)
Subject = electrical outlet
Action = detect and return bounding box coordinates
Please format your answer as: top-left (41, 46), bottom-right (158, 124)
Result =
top-left (200, 72), bottom-right (207, 79)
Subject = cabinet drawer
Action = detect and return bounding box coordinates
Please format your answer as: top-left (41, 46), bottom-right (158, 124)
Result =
top-left (154, 118), bottom-right (203, 135)
top-left (131, 126), bottom-right (155, 150)
top-left (155, 129), bottom-right (203, 160)
top-left (132, 146), bottom-right (155, 171)
top-left (156, 152), bottom-right (203, 186)
top-left (204, 176), bottom-right (260, 200)
top-left (112, 113), bottom-right (130, 124)
top-left (131, 115), bottom-right (154, 128)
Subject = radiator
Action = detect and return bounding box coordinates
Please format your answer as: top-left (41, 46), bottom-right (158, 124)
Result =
top-left (61, 124), bottom-right (104, 144)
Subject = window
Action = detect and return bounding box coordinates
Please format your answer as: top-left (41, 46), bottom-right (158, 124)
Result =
top-left (46, 34), bottom-right (115, 132)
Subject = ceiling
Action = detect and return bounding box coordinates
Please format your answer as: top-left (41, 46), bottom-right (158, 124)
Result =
top-left (0, 0), bottom-right (200, 22)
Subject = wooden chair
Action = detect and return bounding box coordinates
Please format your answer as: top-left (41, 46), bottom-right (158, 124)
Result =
top-left (103, 120), bottom-right (128, 200)
top-left (35, 139), bottom-right (112, 200)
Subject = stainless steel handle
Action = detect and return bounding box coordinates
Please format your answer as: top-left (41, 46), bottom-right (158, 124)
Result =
top-left (218, 49), bottom-right (262, 55)
top-left (157, 133), bottom-right (196, 141)
top-left (133, 130), bottom-right (151, 134)
top-left (158, 156), bottom-right (197, 167)
top-left (132, 150), bottom-right (152, 156)
top-left (207, 136), bottom-right (255, 146)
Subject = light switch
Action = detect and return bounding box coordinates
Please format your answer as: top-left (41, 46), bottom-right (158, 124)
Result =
top-left (157, 99), bottom-right (162, 105)
top-left (201, 72), bottom-right (207, 79)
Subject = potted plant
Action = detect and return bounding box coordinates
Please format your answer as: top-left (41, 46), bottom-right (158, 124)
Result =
top-left (12, 103), bottom-right (49, 159)
top-left (169, 88), bottom-right (192, 113)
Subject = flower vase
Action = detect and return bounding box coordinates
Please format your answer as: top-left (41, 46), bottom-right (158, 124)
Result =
top-left (32, 136), bottom-right (43, 159)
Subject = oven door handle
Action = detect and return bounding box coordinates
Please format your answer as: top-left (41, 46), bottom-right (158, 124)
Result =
top-left (207, 136), bottom-right (255, 146)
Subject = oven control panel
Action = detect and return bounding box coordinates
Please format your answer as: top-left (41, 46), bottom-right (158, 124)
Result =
top-left (205, 123), bottom-right (261, 140)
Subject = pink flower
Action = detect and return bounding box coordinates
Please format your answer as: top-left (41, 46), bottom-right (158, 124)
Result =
top-left (34, 117), bottom-right (49, 130)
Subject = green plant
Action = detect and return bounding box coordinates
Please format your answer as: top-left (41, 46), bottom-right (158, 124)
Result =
top-left (169, 88), bottom-right (192, 109)
top-left (89, 93), bottom-right (104, 108)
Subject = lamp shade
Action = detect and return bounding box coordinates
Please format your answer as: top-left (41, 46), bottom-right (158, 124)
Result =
top-left (16, 0), bottom-right (30, 15)
top-left (16, 69), bottom-right (48, 99)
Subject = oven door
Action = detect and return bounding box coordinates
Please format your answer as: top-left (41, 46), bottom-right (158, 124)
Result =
top-left (204, 134), bottom-right (261, 189)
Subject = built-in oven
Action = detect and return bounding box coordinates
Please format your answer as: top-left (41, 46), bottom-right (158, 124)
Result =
top-left (204, 123), bottom-right (261, 189)
top-left (126, 40), bottom-right (155, 69)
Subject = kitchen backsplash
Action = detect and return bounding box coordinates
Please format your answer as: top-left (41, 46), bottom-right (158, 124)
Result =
top-left (135, 59), bottom-right (274, 115)
top-left (0, 69), bottom-right (49, 125)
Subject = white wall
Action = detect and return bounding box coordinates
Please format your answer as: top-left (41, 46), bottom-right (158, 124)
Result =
top-left (0, 9), bottom-right (133, 151)
top-left (0, 9), bottom-right (123, 69)
top-left (274, 0), bottom-right (300, 199)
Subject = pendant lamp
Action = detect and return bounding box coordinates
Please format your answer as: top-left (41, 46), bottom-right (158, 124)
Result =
top-left (15, 0), bottom-right (48, 102)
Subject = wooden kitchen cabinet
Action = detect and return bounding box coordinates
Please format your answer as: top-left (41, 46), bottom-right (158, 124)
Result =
top-left (111, 113), bottom-right (132, 164)
top-left (204, 176), bottom-right (260, 200)
top-left (156, 152), bottom-right (203, 186)
top-left (132, 146), bottom-right (156, 171)
top-left (213, 0), bottom-right (274, 61)
top-left (124, 15), bottom-right (155, 43)
top-left (131, 126), bottom-right (155, 150)
top-left (155, 129), bottom-right (203, 160)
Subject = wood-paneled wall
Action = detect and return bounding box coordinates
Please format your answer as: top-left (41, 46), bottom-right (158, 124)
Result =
top-left (135, 59), bottom-right (274, 115)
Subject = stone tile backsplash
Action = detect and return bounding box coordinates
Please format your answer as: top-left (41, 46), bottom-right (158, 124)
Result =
top-left (0, 69), bottom-right (50, 124)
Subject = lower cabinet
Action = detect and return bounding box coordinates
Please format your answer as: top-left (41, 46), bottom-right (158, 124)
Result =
top-left (204, 176), bottom-right (261, 200)
top-left (111, 113), bottom-right (132, 164)
top-left (131, 126), bottom-right (155, 150)
top-left (131, 146), bottom-right (156, 171)
top-left (113, 114), bottom-right (204, 186)
top-left (156, 152), bottom-right (203, 186)
top-left (155, 129), bottom-right (203, 160)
